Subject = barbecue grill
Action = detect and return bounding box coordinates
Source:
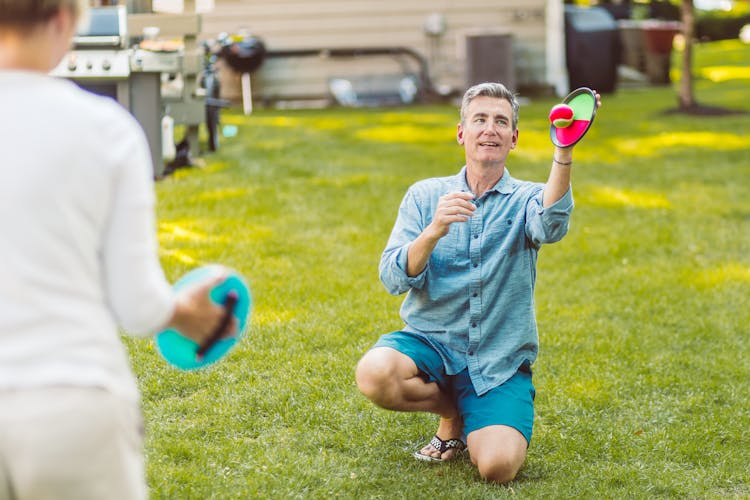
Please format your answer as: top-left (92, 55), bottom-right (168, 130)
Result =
top-left (51, 6), bottom-right (132, 105)
top-left (50, 6), bottom-right (175, 177)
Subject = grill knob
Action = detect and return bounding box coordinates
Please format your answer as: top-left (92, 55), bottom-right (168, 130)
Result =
top-left (102, 59), bottom-right (112, 71)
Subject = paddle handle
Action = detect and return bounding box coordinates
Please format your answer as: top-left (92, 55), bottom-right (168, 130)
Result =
top-left (196, 290), bottom-right (238, 359)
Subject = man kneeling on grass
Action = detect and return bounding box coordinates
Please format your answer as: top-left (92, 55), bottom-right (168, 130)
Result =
top-left (356, 82), bottom-right (600, 483)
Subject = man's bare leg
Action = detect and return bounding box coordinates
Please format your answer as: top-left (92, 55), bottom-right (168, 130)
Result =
top-left (467, 425), bottom-right (528, 483)
top-left (355, 347), bottom-right (463, 460)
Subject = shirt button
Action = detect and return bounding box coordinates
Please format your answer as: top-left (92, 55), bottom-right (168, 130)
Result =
top-left (473, 263), bottom-right (478, 268)
top-left (468, 351), bottom-right (474, 356)
top-left (473, 293), bottom-right (478, 298)
top-left (472, 322), bottom-right (477, 328)
top-left (473, 234), bottom-right (478, 239)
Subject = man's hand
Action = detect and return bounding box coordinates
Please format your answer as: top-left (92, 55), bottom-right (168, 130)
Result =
top-left (426, 191), bottom-right (476, 239)
top-left (407, 191), bottom-right (475, 277)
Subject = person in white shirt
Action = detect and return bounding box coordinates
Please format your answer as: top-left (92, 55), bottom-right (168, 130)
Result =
top-left (0, 2), bottom-right (235, 498)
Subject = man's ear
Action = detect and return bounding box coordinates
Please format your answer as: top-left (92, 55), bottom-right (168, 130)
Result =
top-left (510, 128), bottom-right (519, 149)
top-left (457, 123), bottom-right (464, 145)
top-left (50, 6), bottom-right (78, 42)
top-left (45, 8), bottom-right (77, 70)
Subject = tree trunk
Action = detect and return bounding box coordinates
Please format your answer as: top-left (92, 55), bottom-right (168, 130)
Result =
top-left (679, 0), bottom-right (696, 109)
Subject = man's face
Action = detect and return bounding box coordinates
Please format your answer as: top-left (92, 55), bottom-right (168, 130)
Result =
top-left (457, 95), bottom-right (518, 168)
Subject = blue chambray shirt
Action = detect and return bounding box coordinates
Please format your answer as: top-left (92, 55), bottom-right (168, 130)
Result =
top-left (379, 166), bottom-right (573, 396)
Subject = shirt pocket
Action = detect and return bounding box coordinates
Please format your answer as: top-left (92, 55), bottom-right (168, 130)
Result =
top-left (484, 217), bottom-right (523, 257)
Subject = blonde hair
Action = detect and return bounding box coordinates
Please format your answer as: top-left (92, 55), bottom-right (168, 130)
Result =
top-left (0, 0), bottom-right (87, 27)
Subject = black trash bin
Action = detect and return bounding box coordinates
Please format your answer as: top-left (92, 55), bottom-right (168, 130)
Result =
top-left (564, 6), bottom-right (620, 94)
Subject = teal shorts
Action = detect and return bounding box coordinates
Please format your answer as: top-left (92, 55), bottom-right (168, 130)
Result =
top-left (373, 331), bottom-right (535, 444)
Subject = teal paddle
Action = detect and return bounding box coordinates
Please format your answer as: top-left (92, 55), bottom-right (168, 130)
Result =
top-left (155, 265), bottom-right (252, 370)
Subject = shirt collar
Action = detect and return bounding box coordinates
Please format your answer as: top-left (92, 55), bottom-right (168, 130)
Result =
top-left (455, 166), bottom-right (516, 197)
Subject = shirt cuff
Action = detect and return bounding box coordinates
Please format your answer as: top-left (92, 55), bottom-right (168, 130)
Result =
top-left (397, 244), bottom-right (427, 288)
top-left (539, 186), bottom-right (574, 214)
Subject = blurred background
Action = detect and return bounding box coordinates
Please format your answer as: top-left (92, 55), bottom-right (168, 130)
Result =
top-left (57, 0), bottom-right (749, 174)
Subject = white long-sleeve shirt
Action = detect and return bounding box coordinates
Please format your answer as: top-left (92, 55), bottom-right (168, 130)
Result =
top-left (0, 71), bottom-right (175, 403)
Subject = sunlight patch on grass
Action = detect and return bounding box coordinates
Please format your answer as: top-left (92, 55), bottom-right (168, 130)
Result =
top-left (579, 186), bottom-right (671, 209)
top-left (166, 168), bottom-right (195, 181)
top-left (252, 307), bottom-right (298, 326)
top-left (201, 161), bottom-right (235, 175)
top-left (237, 223), bottom-right (274, 241)
top-left (220, 114), bottom-right (252, 126)
top-left (248, 116), bottom-right (303, 128)
top-left (195, 187), bottom-right (257, 201)
top-left (614, 132), bottom-right (747, 156)
top-left (379, 112), bottom-right (455, 125)
top-left (252, 138), bottom-right (290, 150)
top-left (513, 129), bottom-right (554, 162)
top-left (689, 263), bottom-right (750, 288)
top-left (700, 66), bottom-right (750, 82)
top-left (308, 174), bottom-right (373, 188)
top-left (262, 255), bottom-right (294, 273)
top-left (307, 118), bottom-right (349, 130)
top-left (159, 248), bottom-right (198, 265)
top-left (159, 222), bottom-right (209, 242)
top-left (158, 220), bottom-right (244, 248)
top-left (355, 124), bottom-right (452, 144)
top-left (565, 378), bottom-right (606, 402)
top-left (251, 115), bottom-right (351, 130)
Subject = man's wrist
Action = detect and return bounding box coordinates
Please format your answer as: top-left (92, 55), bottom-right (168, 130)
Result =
top-left (553, 157), bottom-right (572, 166)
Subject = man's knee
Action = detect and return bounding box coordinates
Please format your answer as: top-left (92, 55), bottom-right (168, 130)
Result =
top-left (356, 347), bottom-right (421, 410)
top-left (474, 450), bottom-right (524, 484)
top-left (355, 348), bottom-right (399, 404)
top-left (468, 426), bottom-right (527, 484)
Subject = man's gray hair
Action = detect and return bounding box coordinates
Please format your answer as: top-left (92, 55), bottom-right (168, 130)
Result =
top-left (460, 82), bottom-right (520, 131)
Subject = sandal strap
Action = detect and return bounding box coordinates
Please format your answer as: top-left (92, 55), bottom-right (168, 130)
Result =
top-left (429, 435), bottom-right (465, 453)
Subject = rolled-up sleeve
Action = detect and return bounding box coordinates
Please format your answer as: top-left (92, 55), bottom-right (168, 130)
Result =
top-left (379, 189), bottom-right (428, 295)
top-left (525, 186), bottom-right (574, 247)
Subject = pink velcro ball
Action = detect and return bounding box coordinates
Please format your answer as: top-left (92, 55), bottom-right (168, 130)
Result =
top-left (549, 104), bottom-right (574, 128)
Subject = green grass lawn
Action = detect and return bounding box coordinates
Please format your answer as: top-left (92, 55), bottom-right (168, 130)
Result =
top-left (125, 39), bottom-right (750, 498)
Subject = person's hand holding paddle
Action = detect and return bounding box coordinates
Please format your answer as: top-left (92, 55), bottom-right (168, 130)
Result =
top-left (164, 270), bottom-right (238, 346)
top-left (544, 88), bottom-right (602, 208)
top-left (156, 265), bottom-right (252, 370)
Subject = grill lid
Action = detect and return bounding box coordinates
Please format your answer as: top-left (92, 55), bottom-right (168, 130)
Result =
top-left (73, 6), bottom-right (128, 49)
